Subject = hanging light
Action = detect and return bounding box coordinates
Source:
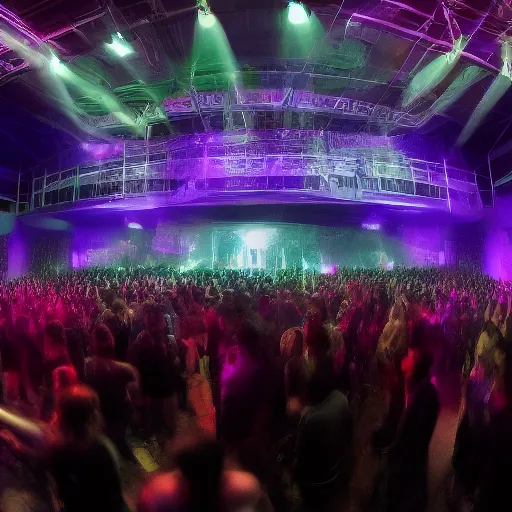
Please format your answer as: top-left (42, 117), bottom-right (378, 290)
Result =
top-left (403, 35), bottom-right (467, 107)
top-left (106, 32), bottom-right (134, 58)
top-left (198, 1), bottom-right (217, 28)
top-left (288, 2), bottom-right (309, 25)
top-left (458, 41), bottom-right (512, 146)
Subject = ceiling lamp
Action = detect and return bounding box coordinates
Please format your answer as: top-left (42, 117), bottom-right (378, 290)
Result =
top-left (288, 2), bottom-right (309, 25)
top-left (198, 1), bottom-right (217, 28)
top-left (106, 32), bottom-right (134, 58)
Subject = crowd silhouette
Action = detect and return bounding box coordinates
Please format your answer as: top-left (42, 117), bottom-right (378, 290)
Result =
top-left (0, 265), bottom-right (511, 511)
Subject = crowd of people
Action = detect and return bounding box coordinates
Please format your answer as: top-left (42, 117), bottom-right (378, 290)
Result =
top-left (0, 265), bottom-right (511, 512)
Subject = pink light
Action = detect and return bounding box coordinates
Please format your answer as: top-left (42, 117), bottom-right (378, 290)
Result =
top-left (321, 264), bottom-right (337, 275)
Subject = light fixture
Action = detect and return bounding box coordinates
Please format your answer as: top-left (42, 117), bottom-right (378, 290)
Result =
top-left (198, 3), bottom-right (217, 29)
top-left (288, 2), bottom-right (309, 25)
top-left (127, 222), bottom-right (143, 230)
top-left (50, 54), bottom-right (64, 74)
top-left (106, 32), bottom-right (134, 58)
top-left (457, 40), bottom-right (512, 146)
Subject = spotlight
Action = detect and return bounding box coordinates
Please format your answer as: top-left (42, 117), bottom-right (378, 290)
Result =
top-left (106, 32), bottom-right (134, 58)
top-left (127, 222), bottom-right (143, 230)
top-left (198, 9), bottom-right (216, 28)
top-left (288, 2), bottom-right (309, 25)
top-left (50, 54), bottom-right (64, 74)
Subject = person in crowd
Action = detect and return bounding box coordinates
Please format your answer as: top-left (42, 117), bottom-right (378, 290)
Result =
top-left (137, 432), bottom-right (264, 512)
top-left (372, 323), bottom-right (440, 512)
top-left (293, 346), bottom-right (352, 512)
top-left (41, 320), bottom-right (73, 420)
top-left (0, 384), bottom-right (127, 512)
top-left (129, 302), bottom-right (179, 444)
top-left (84, 323), bottom-right (138, 461)
top-left (0, 263), bottom-right (511, 512)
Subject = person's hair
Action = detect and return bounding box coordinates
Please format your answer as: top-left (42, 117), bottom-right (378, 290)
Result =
top-left (411, 347), bottom-right (434, 384)
top-left (236, 320), bottom-right (262, 360)
top-left (290, 329), bottom-right (304, 359)
top-left (91, 323), bottom-right (115, 358)
top-left (305, 324), bottom-right (331, 359)
top-left (45, 320), bottom-right (67, 347)
top-left (173, 432), bottom-right (225, 512)
top-left (52, 365), bottom-right (78, 393)
top-left (56, 385), bottom-right (100, 442)
top-left (111, 298), bottom-right (127, 316)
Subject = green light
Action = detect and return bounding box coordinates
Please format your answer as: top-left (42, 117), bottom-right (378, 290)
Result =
top-left (288, 2), bottom-right (309, 25)
top-left (50, 55), bottom-right (64, 74)
top-left (106, 33), bottom-right (133, 58)
top-left (198, 10), bottom-right (217, 28)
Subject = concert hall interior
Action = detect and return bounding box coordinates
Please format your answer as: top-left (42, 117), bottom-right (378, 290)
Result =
top-left (3, 3), bottom-right (512, 511)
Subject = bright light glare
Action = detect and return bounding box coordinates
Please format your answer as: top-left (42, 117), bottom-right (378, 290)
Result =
top-left (50, 55), bottom-right (63, 74)
top-left (198, 11), bottom-right (217, 28)
top-left (362, 223), bottom-right (381, 231)
top-left (106, 33), bottom-right (133, 58)
top-left (127, 222), bottom-right (143, 230)
top-left (288, 2), bottom-right (309, 25)
top-left (243, 229), bottom-right (272, 250)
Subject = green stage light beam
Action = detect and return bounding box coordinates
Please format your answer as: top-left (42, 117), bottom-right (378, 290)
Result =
top-left (403, 35), bottom-right (467, 108)
top-left (191, 7), bottom-right (238, 89)
top-left (105, 32), bottom-right (134, 58)
top-left (458, 42), bottom-right (512, 146)
top-left (280, 8), bottom-right (324, 61)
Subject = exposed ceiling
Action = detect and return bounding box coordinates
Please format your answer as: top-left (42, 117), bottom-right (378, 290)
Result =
top-left (1, 0), bottom-right (512, 181)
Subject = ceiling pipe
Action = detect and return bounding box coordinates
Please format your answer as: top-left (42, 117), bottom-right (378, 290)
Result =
top-left (382, 0), bottom-right (432, 19)
top-left (351, 12), bottom-right (500, 73)
top-left (43, 10), bottom-right (106, 42)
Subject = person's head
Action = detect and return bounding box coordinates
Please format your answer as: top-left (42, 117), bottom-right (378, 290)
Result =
top-left (91, 323), bottom-right (115, 358)
top-left (401, 346), bottom-right (433, 385)
top-left (143, 302), bottom-right (166, 335)
top-left (280, 328), bottom-right (303, 360)
top-left (236, 320), bottom-right (262, 361)
top-left (52, 365), bottom-right (78, 394)
top-left (55, 385), bottom-right (101, 442)
top-left (44, 320), bottom-right (67, 358)
top-left (112, 297), bottom-right (127, 318)
top-left (138, 431), bottom-right (260, 512)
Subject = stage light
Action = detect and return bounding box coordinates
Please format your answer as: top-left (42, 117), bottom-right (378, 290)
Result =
top-left (288, 2), bottom-right (309, 25)
top-left (50, 55), bottom-right (64, 74)
top-left (362, 223), bottom-right (381, 231)
top-left (127, 222), bottom-right (143, 230)
top-left (243, 229), bottom-right (273, 250)
top-left (106, 33), bottom-right (134, 58)
top-left (198, 1), bottom-right (217, 28)
top-left (403, 35), bottom-right (467, 107)
top-left (458, 41), bottom-right (512, 146)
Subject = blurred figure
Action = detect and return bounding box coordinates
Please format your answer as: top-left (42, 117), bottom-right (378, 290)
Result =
top-left (85, 323), bottom-right (138, 461)
top-left (41, 321), bottom-right (73, 421)
top-left (130, 303), bottom-right (179, 444)
top-left (0, 385), bottom-right (127, 512)
top-left (293, 352), bottom-right (352, 512)
top-left (138, 432), bottom-right (263, 512)
top-left (473, 342), bottom-right (512, 512)
top-left (372, 337), bottom-right (439, 512)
